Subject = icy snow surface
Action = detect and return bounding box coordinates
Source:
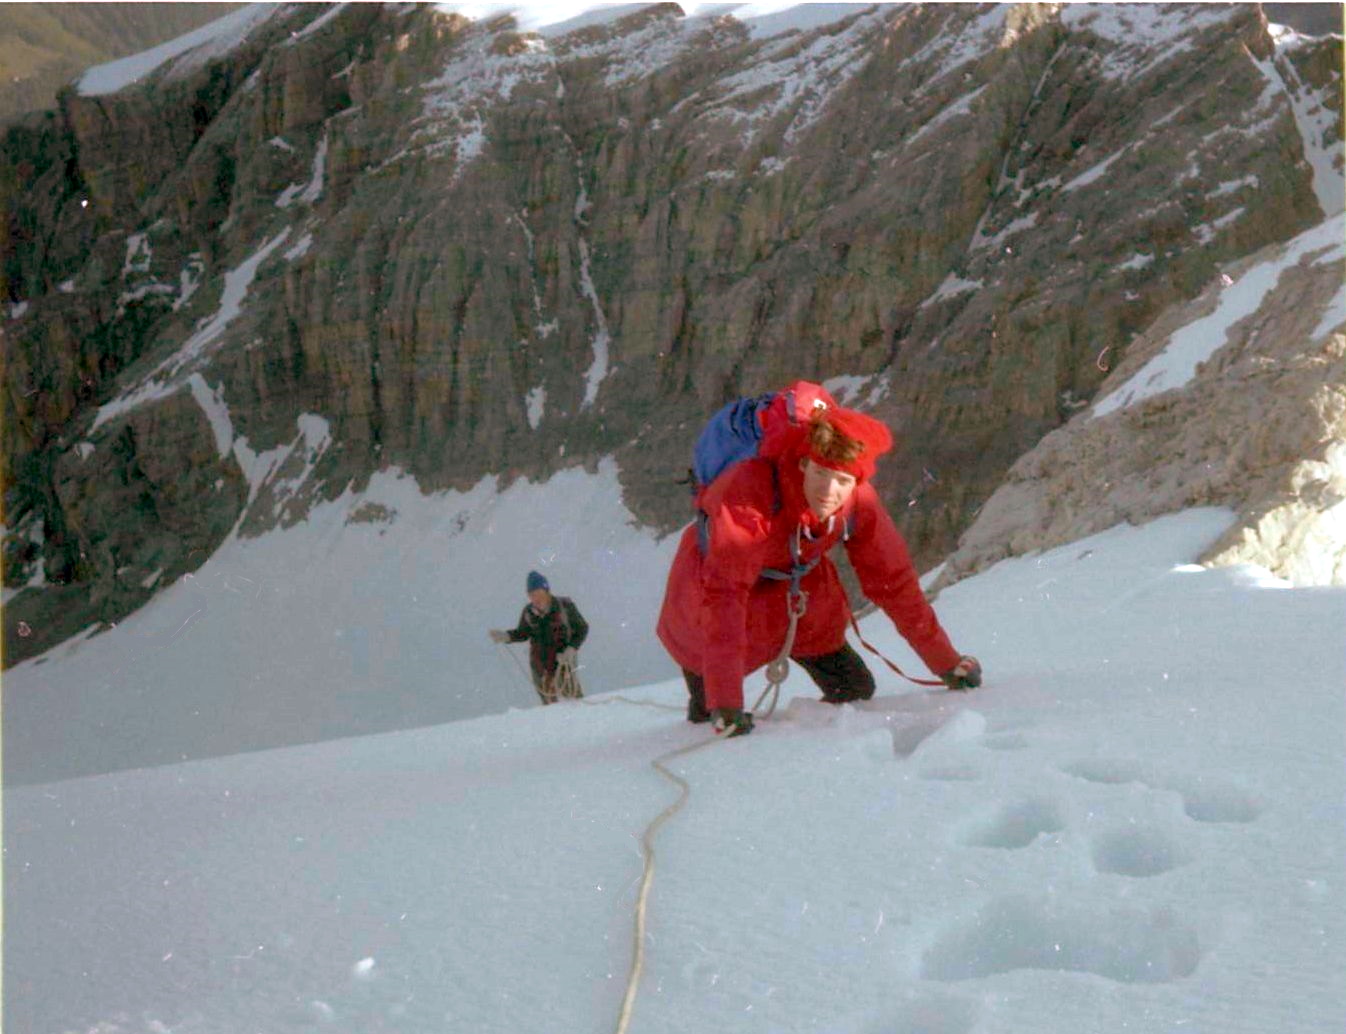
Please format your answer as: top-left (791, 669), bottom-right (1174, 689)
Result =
top-left (78, 4), bottom-right (278, 95)
top-left (6, 506), bottom-right (1344, 1034)
top-left (1093, 216), bottom-right (1345, 419)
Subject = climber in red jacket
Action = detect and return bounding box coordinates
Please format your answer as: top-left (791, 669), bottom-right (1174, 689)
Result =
top-left (656, 401), bottom-right (980, 737)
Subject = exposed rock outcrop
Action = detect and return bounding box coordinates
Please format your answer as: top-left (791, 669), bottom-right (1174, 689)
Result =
top-left (934, 218), bottom-right (1346, 589)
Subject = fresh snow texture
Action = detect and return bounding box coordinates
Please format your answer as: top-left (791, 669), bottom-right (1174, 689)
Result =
top-left (1093, 216), bottom-right (1345, 419)
top-left (78, 4), bottom-right (278, 96)
top-left (6, 508), bottom-right (1344, 1034)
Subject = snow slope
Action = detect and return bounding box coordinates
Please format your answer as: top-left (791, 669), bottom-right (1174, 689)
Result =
top-left (5, 507), bottom-right (1343, 1034)
top-left (2, 457), bottom-right (680, 785)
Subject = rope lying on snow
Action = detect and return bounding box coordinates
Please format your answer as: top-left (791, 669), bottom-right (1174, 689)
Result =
top-left (611, 730), bottom-right (726, 1034)
top-left (578, 694), bottom-right (741, 1034)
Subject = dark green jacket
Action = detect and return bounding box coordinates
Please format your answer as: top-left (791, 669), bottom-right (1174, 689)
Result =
top-left (507, 595), bottom-right (588, 680)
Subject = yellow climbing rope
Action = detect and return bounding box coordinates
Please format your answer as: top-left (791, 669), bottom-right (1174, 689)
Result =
top-left (612, 732), bottom-right (725, 1034)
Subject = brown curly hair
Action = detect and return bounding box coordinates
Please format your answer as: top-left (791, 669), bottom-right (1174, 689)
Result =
top-left (806, 415), bottom-right (866, 467)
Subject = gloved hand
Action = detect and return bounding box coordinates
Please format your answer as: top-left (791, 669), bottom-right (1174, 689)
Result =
top-left (558, 647), bottom-right (578, 669)
top-left (489, 629), bottom-right (510, 644)
top-left (711, 708), bottom-right (755, 738)
top-left (940, 655), bottom-right (982, 691)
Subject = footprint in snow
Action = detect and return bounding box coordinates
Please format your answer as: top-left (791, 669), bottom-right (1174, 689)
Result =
top-left (959, 798), bottom-right (1066, 850)
top-left (1091, 823), bottom-right (1188, 877)
top-left (921, 895), bottom-right (1201, 984)
top-left (1062, 760), bottom-right (1264, 823)
top-left (1169, 777), bottom-right (1263, 824)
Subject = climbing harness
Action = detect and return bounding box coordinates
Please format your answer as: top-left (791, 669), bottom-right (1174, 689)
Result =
top-left (600, 508), bottom-right (945, 1029)
top-left (750, 522), bottom-right (822, 718)
top-left (750, 584), bottom-right (807, 720)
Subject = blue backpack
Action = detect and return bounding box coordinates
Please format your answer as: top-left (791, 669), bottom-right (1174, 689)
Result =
top-left (690, 382), bottom-right (855, 573)
top-left (691, 392), bottom-right (778, 490)
top-left (691, 381), bottom-right (835, 495)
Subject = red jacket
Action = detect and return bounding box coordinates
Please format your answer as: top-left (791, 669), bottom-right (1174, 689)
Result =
top-left (656, 456), bottom-right (961, 712)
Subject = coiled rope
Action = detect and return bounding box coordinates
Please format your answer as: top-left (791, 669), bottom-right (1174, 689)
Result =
top-left (749, 586), bottom-right (808, 719)
top-left (492, 640), bottom-right (586, 703)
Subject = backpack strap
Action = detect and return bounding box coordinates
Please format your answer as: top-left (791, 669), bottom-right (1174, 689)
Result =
top-left (556, 596), bottom-right (573, 645)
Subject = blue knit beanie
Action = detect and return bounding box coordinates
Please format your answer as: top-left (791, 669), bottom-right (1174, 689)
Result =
top-left (526, 570), bottom-right (549, 592)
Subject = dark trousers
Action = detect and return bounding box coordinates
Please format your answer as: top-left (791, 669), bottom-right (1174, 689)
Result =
top-left (683, 643), bottom-right (876, 720)
top-left (532, 665), bottom-right (583, 705)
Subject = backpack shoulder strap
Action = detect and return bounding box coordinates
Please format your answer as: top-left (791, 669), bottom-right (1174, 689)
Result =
top-left (556, 597), bottom-right (574, 643)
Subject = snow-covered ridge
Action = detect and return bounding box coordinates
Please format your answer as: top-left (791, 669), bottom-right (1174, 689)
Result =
top-left (1093, 218), bottom-right (1344, 418)
top-left (940, 209), bottom-right (1346, 594)
top-left (408, 3), bottom-right (905, 172)
top-left (1061, 3), bottom-right (1242, 81)
top-left (78, 4), bottom-right (281, 96)
top-left (1255, 34), bottom-right (1346, 217)
top-left (436, 2), bottom-right (886, 42)
top-left (696, 6), bottom-right (890, 147)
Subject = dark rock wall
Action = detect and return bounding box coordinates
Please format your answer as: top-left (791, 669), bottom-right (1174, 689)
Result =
top-left (3, 3), bottom-right (1340, 664)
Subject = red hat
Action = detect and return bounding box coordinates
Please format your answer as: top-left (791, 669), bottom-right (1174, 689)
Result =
top-left (803, 406), bottom-right (893, 481)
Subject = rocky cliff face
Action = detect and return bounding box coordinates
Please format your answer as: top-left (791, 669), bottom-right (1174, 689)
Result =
top-left (933, 216), bottom-right (1346, 590)
top-left (3, 3), bottom-right (1343, 663)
